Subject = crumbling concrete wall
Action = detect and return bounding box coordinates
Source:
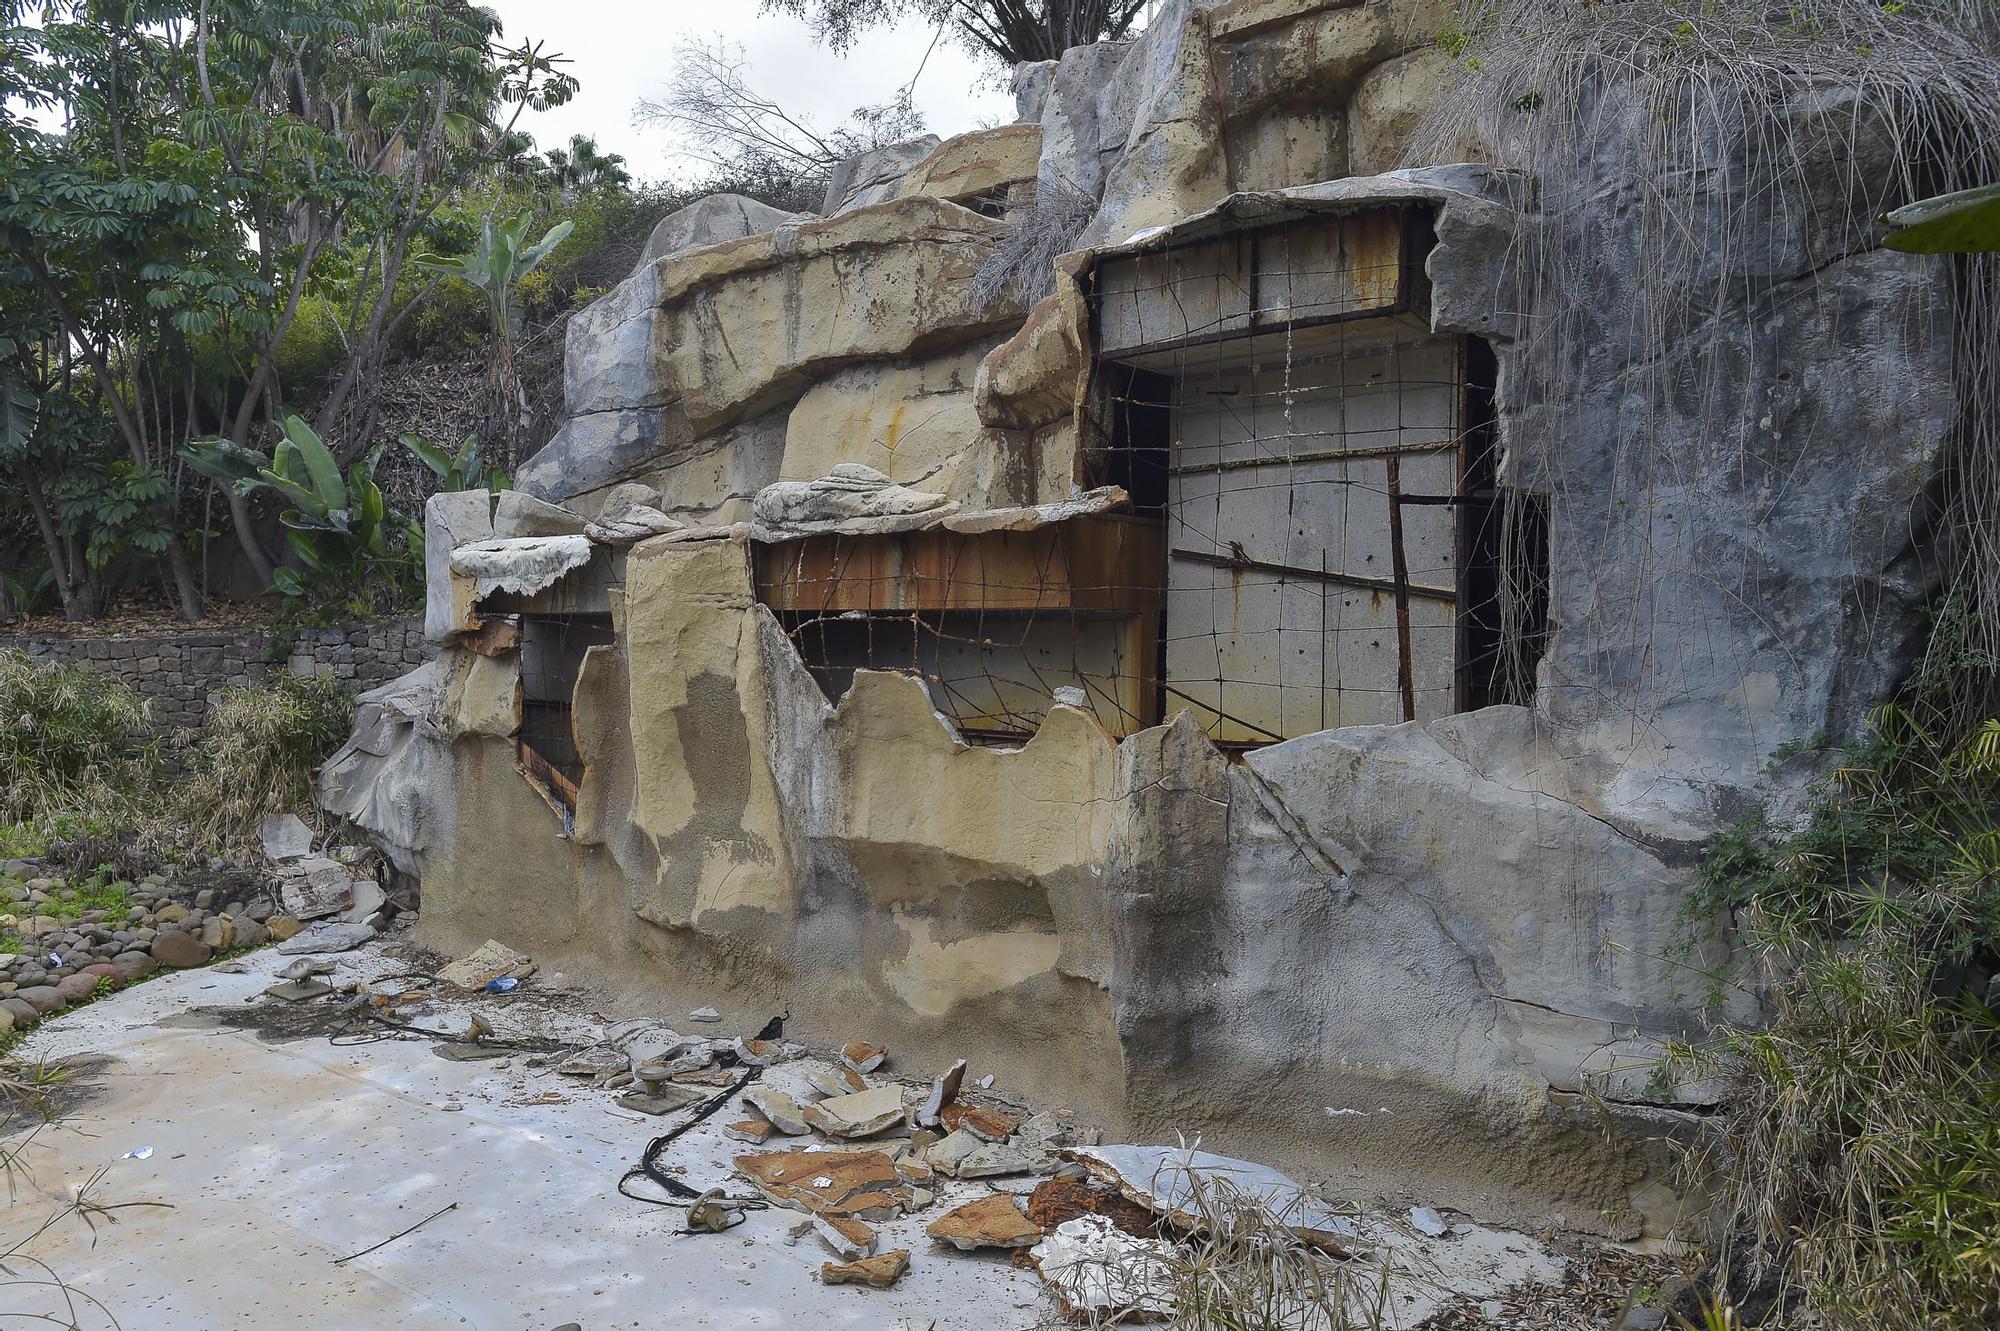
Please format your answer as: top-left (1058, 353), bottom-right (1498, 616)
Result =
top-left (320, 0), bottom-right (1957, 1238)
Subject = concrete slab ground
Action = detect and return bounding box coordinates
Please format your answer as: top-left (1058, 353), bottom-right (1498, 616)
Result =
top-left (0, 937), bottom-right (1567, 1329)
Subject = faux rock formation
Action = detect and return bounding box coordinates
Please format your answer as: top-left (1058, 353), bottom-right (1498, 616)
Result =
top-left (318, 0), bottom-right (1963, 1244)
top-left (748, 464), bottom-right (956, 541)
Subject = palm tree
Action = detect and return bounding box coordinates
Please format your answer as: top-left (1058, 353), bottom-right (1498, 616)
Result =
top-left (542, 134), bottom-right (631, 195)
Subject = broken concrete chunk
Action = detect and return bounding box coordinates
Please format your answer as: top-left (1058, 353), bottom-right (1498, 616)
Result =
top-left (436, 939), bottom-right (536, 991)
top-left (1029, 1215), bottom-right (1175, 1321)
top-left (724, 1118), bottom-right (777, 1145)
top-left (257, 813), bottom-right (313, 861)
top-left (1063, 1145), bottom-right (1358, 1246)
top-left (750, 464), bottom-right (957, 542)
top-left (688, 1006), bottom-right (721, 1023)
top-left (925, 1194), bottom-right (1042, 1251)
top-left (801, 1085), bottom-right (907, 1139)
top-left (956, 1142), bottom-right (1040, 1179)
top-left (819, 1248), bottom-right (908, 1290)
top-left (925, 1129), bottom-right (982, 1177)
top-left (917, 1059), bottom-right (966, 1128)
top-left (558, 1046), bottom-right (630, 1078)
top-left (840, 1041), bottom-right (887, 1073)
top-left (804, 1065), bottom-right (869, 1098)
top-left (277, 957), bottom-right (336, 981)
top-left (449, 534), bottom-right (593, 599)
top-left (813, 1213), bottom-right (878, 1259)
top-left (1025, 1180), bottom-right (1159, 1241)
top-left (617, 1085), bottom-right (710, 1116)
top-left (276, 857), bottom-right (356, 920)
top-left (606, 1020), bottom-right (700, 1064)
top-left (742, 1087), bottom-right (814, 1136)
top-left (732, 1037), bottom-right (786, 1066)
top-left (262, 979), bottom-right (332, 1003)
top-left (733, 1150), bottom-right (912, 1221)
top-left (1410, 1205), bottom-right (1451, 1238)
top-left (675, 1065), bottom-right (738, 1087)
top-left (939, 1102), bottom-right (1016, 1142)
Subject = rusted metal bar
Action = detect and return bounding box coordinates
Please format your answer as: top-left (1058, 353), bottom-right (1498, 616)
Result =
top-left (1166, 438), bottom-right (1457, 477)
top-left (1168, 547), bottom-right (1456, 602)
top-left (1384, 455), bottom-right (1417, 722)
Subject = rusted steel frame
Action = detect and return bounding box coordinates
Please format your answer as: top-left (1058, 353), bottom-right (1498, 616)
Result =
top-left (1384, 454), bottom-right (1416, 723)
top-left (1167, 438), bottom-right (1456, 477)
top-left (1168, 546), bottom-right (1455, 603)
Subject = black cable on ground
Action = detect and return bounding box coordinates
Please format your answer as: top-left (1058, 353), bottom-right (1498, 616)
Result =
top-left (617, 1063), bottom-right (770, 1208)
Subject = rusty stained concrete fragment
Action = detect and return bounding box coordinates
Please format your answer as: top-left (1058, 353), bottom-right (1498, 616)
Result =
top-left (820, 1248), bottom-right (910, 1289)
top-left (926, 1194), bottom-right (1043, 1251)
top-left (734, 1150), bottom-right (914, 1221)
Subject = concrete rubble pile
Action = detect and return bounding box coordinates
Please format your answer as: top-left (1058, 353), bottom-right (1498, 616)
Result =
top-left (315, 0), bottom-right (1965, 1239)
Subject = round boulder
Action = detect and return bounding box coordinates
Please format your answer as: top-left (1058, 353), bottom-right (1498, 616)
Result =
top-left (112, 951), bottom-right (157, 980)
top-left (16, 985), bottom-right (66, 1015)
top-left (0, 997), bottom-right (37, 1027)
top-left (149, 930), bottom-right (213, 969)
top-left (55, 973), bottom-right (100, 1004)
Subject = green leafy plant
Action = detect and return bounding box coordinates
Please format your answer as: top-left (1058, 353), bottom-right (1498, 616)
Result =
top-left (1883, 182), bottom-right (2000, 254)
top-left (185, 415), bottom-right (412, 607)
top-left (415, 210), bottom-right (573, 469)
top-left (1663, 609), bottom-right (2000, 1329)
top-left (399, 432), bottom-right (509, 495)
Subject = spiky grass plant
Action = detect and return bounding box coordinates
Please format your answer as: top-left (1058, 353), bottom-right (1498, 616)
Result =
top-left (0, 651), bottom-right (151, 824)
top-left (1664, 658), bottom-right (2000, 1326)
top-left (174, 670), bottom-right (353, 850)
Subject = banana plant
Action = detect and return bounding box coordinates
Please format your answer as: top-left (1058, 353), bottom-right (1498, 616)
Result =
top-left (184, 415), bottom-right (400, 600)
top-left (415, 211), bottom-right (573, 470)
top-left (1883, 182), bottom-right (2000, 253)
top-left (399, 432), bottom-right (509, 495)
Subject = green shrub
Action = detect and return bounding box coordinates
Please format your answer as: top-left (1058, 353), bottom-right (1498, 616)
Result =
top-left (177, 670), bottom-right (353, 849)
top-left (1668, 613), bottom-right (2000, 1328)
top-left (0, 651), bottom-right (151, 822)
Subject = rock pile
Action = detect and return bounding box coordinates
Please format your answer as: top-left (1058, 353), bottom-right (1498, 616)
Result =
top-left (0, 859), bottom-right (309, 1034)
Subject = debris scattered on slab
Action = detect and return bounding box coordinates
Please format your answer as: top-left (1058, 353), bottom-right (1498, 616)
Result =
top-left (724, 1118), bottom-right (777, 1145)
top-left (805, 1064), bottom-right (869, 1097)
top-left (926, 1194), bottom-right (1043, 1251)
top-left (436, 939), bottom-right (536, 991)
top-left (917, 1058), bottom-right (966, 1128)
top-left (743, 1087), bottom-right (814, 1136)
top-left (557, 1046), bottom-right (629, 1078)
top-left (1028, 1215), bottom-right (1175, 1322)
top-left (433, 1042), bottom-right (509, 1063)
top-left (278, 957), bottom-right (337, 981)
top-left (939, 1102), bottom-right (1016, 1142)
top-left (733, 1150), bottom-right (912, 1221)
top-left (819, 1248), bottom-right (909, 1290)
top-left (617, 1085), bottom-right (710, 1116)
top-left (840, 1040), bottom-right (887, 1073)
top-left (814, 1213), bottom-right (879, 1259)
top-left (275, 857), bottom-right (360, 920)
top-left (801, 1084), bottom-right (906, 1139)
top-left (732, 1036), bottom-right (785, 1066)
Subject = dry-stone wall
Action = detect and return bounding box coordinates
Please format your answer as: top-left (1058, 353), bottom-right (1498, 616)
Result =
top-left (0, 620), bottom-right (429, 729)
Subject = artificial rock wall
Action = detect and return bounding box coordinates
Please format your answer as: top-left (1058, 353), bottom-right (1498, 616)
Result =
top-left (319, 0), bottom-right (1955, 1237)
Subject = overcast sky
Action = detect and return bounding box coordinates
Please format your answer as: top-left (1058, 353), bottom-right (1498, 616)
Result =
top-left (482, 1), bottom-right (1020, 183)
